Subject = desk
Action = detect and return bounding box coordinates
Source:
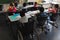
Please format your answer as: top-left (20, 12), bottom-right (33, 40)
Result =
top-left (8, 10), bottom-right (40, 23)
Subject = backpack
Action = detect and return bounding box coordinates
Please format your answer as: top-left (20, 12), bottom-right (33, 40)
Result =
top-left (36, 12), bottom-right (47, 21)
top-left (40, 12), bottom-right (47, 17)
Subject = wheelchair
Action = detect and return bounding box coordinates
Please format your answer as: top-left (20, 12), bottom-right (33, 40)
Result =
top-left (36, 12), bottom-right (47, 30)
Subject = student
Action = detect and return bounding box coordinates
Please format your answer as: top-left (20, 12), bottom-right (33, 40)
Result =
top-left (48, 4), bottom-right (59, 21)
top-left (8, 2), bottom-right (17, 15)
top-left (36, 6), bottom-right (47, 31)
top-left (23, 3), bottom-right (27, 7)
top-left (48, 5), bottom-right (59, 28)
top-left (39, 5), bottom-right (44, 13)
top-left (34, 2), bottom-right (38, 10)
top-left (14, 1), bottom-right (18, 7)
top-left (34, 2), bottom-right (38, 7)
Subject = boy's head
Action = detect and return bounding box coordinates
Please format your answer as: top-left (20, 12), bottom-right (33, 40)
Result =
top-left (23, 3), bottom-right (27, 7)
top-left (38, 6), bottom-right (44, 12)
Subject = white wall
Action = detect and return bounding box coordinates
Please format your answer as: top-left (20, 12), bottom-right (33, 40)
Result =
top-left (43, 4), bottom-right (51, 8)
top-left (27, 0), bottom-right (42, 4)
top-left (44, 0), bottom-right (53, 3)
top-left (3, 4), bottom-right (9, 11)
top-left (27, 0), bottom-right (36, 2)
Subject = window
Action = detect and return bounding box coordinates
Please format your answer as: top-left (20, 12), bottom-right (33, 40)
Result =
top-left (0, 0), bottom-right (14, 4)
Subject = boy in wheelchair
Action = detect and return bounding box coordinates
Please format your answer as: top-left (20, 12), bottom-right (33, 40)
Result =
top-left (36, 6), bottom-right (47, 31)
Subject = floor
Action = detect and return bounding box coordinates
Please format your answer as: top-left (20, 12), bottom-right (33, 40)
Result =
top-left (39, 15), bottom-right (60, 40)
top-left (0, 14), bottom-right (14, 40)
top-left (51, 16), bottom-right (60, 40)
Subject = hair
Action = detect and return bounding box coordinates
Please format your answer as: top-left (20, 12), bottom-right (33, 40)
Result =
top-left (38, 6), bottom-right (44, 12)
top-left (23, 3), bottom-right (27, 7)
top-left (20, 9), bottom-right (25, 17)
top-left (35, 2), bottom-right (37, 5)
top-left (50, 6), bottom-right (52, 8)
top-left (10, 2), bottom-right (14, 6)
top-left (54, 4), bottom-right (59, 8)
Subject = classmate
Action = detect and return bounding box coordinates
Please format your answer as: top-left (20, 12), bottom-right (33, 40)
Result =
top-left (8, 2), bottom-right (17, 15)
top-left (14, 1), bottom-right (18, 7)
top-left (34, 2), bottom-right (38, 10)
top-left (34, 2), bottom-right (38, 7)
top-left (48, 4), bottom-right (59, 28)
top-left (48, 4), bottom-right (59, 21)
top-left (36, 6), bottom-right (47, 31)
top-left (23, 3), bottom-right (27, 7)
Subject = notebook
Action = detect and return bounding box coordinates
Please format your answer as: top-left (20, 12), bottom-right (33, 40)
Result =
top-left (8, 13), bottom-right (20, 22)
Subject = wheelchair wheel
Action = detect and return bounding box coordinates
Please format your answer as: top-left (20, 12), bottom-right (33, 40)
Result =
top-left (18, 30), bottom-right (23, 40)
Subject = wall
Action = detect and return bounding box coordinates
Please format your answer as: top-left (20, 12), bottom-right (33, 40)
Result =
top-left (43, 4), bottom-right (51, 8)
top-left (19, 0), bottom-right (24, 4)
top-left (3, 4), bottom-right (9, 11)
top-left (27, 0), bottom-right (42, 4)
